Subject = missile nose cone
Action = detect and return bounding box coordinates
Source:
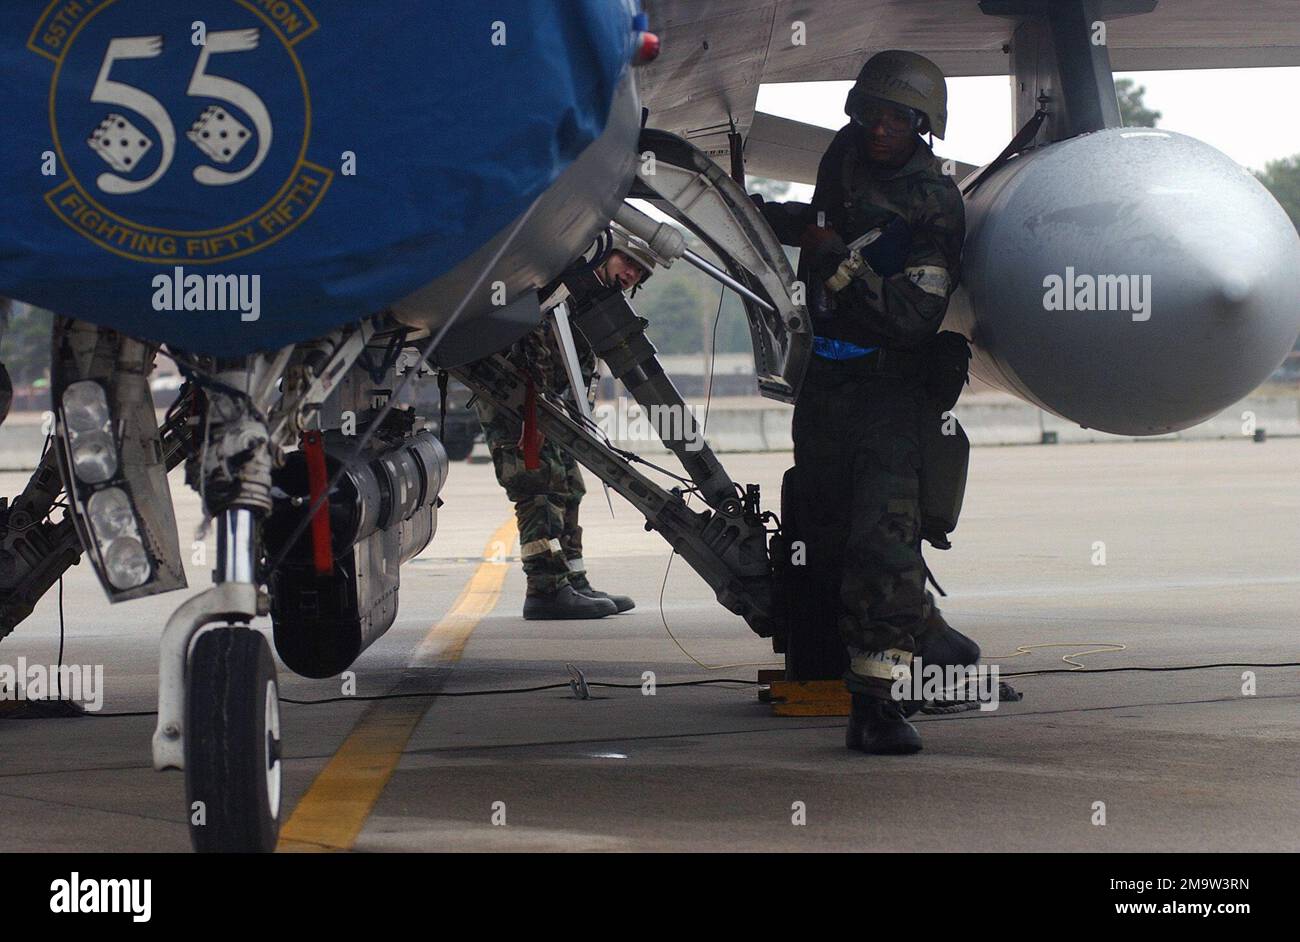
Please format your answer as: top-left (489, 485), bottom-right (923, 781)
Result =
top-left (960, 128), bottom-right (1300, 435)
top-left (1218, 274), bottom-right (1252, 308)
top-left (1168, 173), bottom-right (1285, 321)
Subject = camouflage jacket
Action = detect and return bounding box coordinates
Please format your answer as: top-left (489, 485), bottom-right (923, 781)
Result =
top-left (507, 265), bottom-right (605, 400)
top-left (785, 127), bottom-right (965, 352)
top-left (509, 318), bottom-right (597, 401)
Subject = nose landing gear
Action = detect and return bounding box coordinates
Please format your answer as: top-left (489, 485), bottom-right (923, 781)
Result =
top-left (185, 626), bottom-right (282, 853)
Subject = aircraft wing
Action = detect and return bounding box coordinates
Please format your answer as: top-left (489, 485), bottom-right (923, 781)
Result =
top-left (744, 110), bottom-right (977, 184)
top-left (639, 0), bottom-right (1300, 179)
top-left (743, 112), bottom-right (836, 184)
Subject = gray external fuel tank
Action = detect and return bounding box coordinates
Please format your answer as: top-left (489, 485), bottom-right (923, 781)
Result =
top-left (946, 127), bottom-right (1300, 435)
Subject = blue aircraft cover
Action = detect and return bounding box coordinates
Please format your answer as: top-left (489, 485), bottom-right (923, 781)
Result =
top-left (0, 0), bottom-right (635, 356)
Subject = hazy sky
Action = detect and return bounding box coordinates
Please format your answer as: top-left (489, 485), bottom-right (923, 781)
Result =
top-left (756, 66), bottom-right (1300, 196)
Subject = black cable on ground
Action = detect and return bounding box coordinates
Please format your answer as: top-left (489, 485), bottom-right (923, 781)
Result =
top-left (1001, 661), bottom-right (1299, 678)
top-left (47, 677), bottom-right (760, 718)
top-left (55, 576), bottom-right (64, 699)
top-left (9, 661), bottom-right (1290, 720)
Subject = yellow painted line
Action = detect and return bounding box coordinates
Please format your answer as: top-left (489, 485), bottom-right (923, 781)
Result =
top-left (277, 516), bottom-right (518, 852)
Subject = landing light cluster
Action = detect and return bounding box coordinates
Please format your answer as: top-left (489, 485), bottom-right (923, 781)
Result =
top-left (61, 380), bottom-right (152, 590)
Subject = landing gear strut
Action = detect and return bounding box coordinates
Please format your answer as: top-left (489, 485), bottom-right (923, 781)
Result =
top-left (153, 498), bottom-right (276, 850)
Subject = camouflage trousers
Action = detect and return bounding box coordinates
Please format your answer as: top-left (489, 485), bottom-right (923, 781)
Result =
top-left (478, 403), bottom-right (586, 594)
top-left (790, 355), bottom-right (934, 695)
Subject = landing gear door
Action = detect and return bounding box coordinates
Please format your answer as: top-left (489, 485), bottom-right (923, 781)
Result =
top-left (631, 129), bottom-right (811, 403)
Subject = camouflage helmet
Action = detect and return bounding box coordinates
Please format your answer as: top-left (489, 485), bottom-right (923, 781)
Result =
top-left (607, 228), bottom-right (657, 284)
top-left (845, 50), bottom-right (948, 139)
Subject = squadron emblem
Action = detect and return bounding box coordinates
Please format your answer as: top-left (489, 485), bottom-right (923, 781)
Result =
top-left (29, 0), bottom-right (332, 264)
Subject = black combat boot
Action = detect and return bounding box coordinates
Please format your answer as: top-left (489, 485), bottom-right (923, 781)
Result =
top-left (918, 604), bottom-right (980, 665)
top-left (568, 572), bottom-right (635, 613)
top-left (902, 605), bottom-right (981, 716)
top-left (846, 694), bottom-right (923, 755)
top-left (523, 584), bottom-right (618, 620)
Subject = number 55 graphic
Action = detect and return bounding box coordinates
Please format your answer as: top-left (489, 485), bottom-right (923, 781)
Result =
top-left (89, 29), bottom-right (272, 195)
top-left (188, 29), bottom-right (272, 186)
top-left (90, 36), bottom-right (174, 195)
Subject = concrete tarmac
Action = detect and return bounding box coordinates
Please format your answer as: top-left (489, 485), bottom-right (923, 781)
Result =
top-left (0, 438), bottom-right (1296, 852)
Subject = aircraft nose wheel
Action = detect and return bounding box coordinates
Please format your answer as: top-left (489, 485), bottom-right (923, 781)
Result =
top-left (185, 626), bottom-right (282, 853)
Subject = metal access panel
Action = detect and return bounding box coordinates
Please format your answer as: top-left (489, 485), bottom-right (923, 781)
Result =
top-left (630, 129), bottom-right (811, 403)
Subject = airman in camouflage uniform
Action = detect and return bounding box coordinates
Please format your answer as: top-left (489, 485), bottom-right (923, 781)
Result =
top-left (476, 237), bottom-right (653, 619)
top-left (762, 50), bottom-right (979, 753)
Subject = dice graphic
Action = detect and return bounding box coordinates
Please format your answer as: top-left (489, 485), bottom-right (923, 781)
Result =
top-left (187, 105), bottom-right (251, 165)
top-left (87, 114), bottom-right (152, 173)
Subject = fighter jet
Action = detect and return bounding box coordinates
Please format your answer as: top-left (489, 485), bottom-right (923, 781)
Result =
top-left (0, 0), bottom-right (1296, 852)
top-left (638, 0), bottom-right (1300, 435)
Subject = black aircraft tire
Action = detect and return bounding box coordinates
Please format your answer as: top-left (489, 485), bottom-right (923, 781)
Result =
top-left (442, 431), bottom-right (475, 462)
top-left (185, 627), bottom-right (282, 853)
top-left (0, 361), bottom-right (11, 428)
